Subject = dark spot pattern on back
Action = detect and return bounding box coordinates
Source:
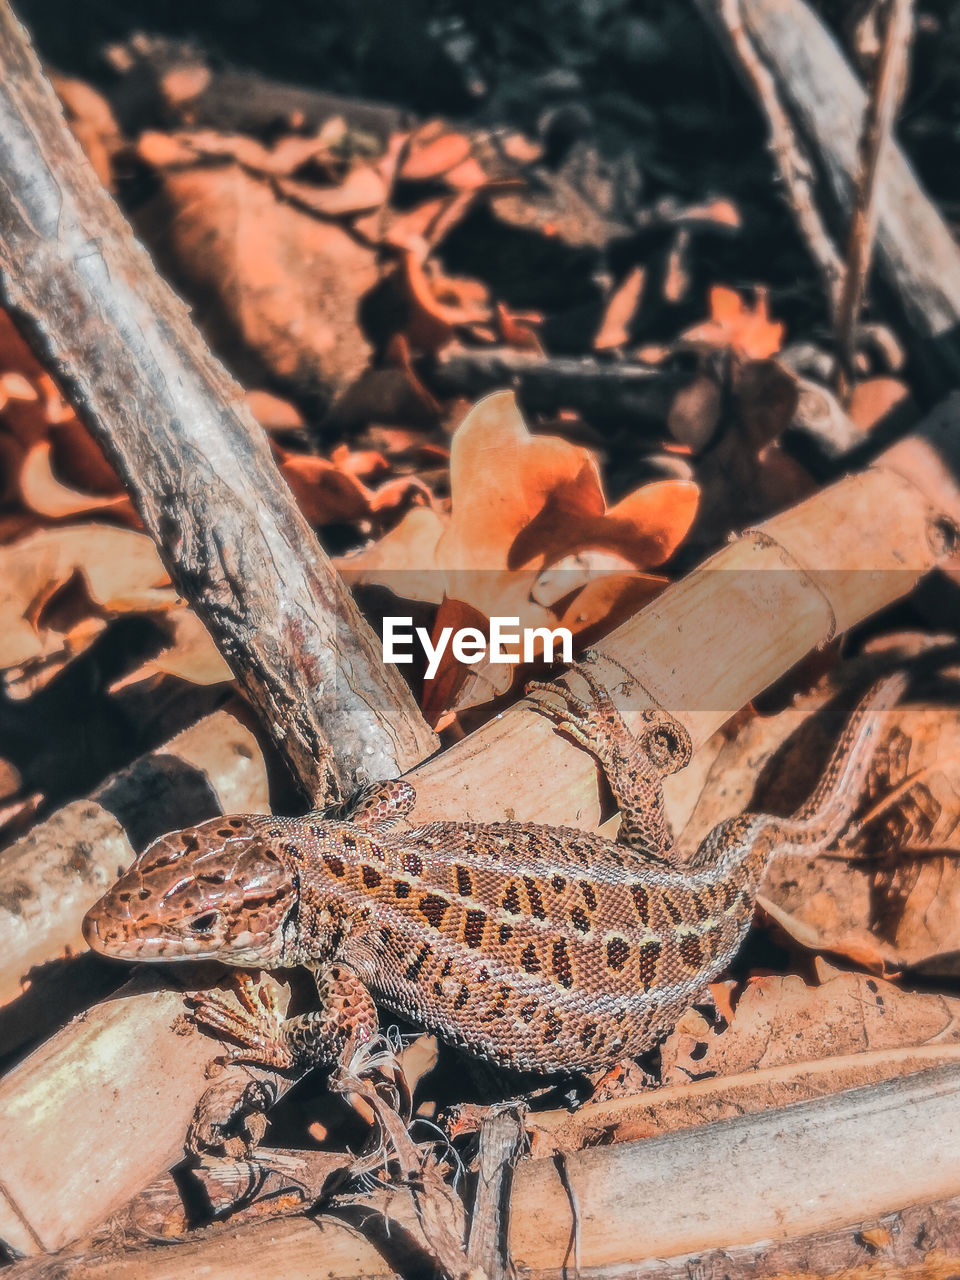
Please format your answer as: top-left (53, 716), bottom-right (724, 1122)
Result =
top-left (523, 876), bottom-right (546, 920)
top-left (323, 854), bottom-right (346, 878)
top-left (361, 865), bottom-right (382, 889)
top-left (679, 933), bottom-right (704, 969)
top-left (498, 922), bottom-right (513, 945)
top-left (551, 874), bottom-right (566, 893)
top-left (690, 890), bottom-right (712, 922)
top-left (552, 938), bottom-right (574, 988)
top-left (402, 851), bottom-right (423, 876)
top-left (637, 939), bottom-right (661, 990)
top-left (606, 936), bottom-right (630, 972)
top-left (543, 1011), bottom-right (563, 1043)
top-left (580, 881), bottom-right (598, 912)
top-left (404, 942), bottom-right (432, 982)
top-left (455, 865), bottom-right (473, 897)
top-left (569, 906), bottom-right (591, 934)
top-left (631, 884), bottom-right (650, 924)
top-left (661, 892), bottom-right (684, 925)
top-left (464, 909), bottom-right (487, 949)
top-left (520, 942), bottom-right (541, 974)
top-left (394, 879), bottom-right (411, 900)
top-left (419, 893), bottom-right (449, 929)
top-left (501, 882), bottom-right (522, 915)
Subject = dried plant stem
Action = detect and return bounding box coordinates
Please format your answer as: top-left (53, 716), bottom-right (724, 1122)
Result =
top-left (835, 0), bottom-right (914, 398)
top-left (710, 0), bottom-right (844, 314)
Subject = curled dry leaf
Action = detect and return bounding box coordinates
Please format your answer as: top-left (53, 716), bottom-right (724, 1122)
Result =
top-left (111, 607), bottom-right (233, 689)
top-left (277, 446), bottom-right (434, 529)
top-left (846, 377), bottom-right (911, 432)
top-left (680, 666), bottom-right (960, 977)
top-left (135, 163), bottom-right (378, 398)
top-left (399, 121), bottom-right (489, 191)
top-left (337, 392), bottom-right (698, 719)
top-left (0, 524), bottom-right (229, 691)
top-left (594, 266), bottom-right (646, 352)
top-left (19, 441), bottom-right (135, 522)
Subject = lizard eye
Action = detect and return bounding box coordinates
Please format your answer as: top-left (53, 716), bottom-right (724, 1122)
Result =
top-left (190, 911), bottom-right (219, 934)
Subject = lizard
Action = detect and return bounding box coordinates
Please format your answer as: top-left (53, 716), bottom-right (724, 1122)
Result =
top-left (82, 658), bottom-right (905, 1076)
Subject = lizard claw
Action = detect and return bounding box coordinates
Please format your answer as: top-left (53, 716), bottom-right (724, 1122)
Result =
top-left (190, 974), bottom-right (298, 1071)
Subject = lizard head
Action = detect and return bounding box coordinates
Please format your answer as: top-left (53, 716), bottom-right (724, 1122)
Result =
top-left (82, 815), bottom-right (298, 966)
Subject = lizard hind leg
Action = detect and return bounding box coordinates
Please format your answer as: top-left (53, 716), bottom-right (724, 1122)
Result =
top-left (527, 659), bottom-right (692, 864)
top-left (319, 779), bottom-right (417, 831)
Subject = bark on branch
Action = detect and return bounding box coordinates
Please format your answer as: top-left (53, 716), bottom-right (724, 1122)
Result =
top-left (0, 0), bottom-right (437, 803)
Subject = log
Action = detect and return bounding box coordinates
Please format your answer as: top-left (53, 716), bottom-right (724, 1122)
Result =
top-left (0, 0), bottom-right (436, 803)
top-left (16, 1066), bottom-right (960, 1278)
top-left (2, 390), bottom-right (957, 1257)
top-left (695, 0), bottom-right (960, 391)
top-left (0, 708), bottom-right (270, 1052)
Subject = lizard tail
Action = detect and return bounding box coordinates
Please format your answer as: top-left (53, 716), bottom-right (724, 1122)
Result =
top-left (778, 670), bottom-right (907, 849)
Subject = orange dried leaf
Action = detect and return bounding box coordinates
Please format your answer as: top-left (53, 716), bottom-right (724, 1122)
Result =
top-left (19, 441), bottom-right (134, 521)
top-left (595, 266), bottom-right (645, 351)
top-left (400, 123), bottom-right (473, 182)
top-left (847, 377), bottom-right (909, 432)
top-left (684, 286), bottom-right (785, 359)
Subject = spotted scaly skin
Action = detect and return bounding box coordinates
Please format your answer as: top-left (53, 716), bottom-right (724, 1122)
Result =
top-left (83, 663), bottom-right (905, 1074)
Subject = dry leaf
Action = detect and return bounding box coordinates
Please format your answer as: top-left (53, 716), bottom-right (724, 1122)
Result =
top-left (338, 392), bottom-right (698, 719)
top-left (661, 970), bottom-right (960, 1085)
top-left (847, 377), bottom-right (910, 431)
top-left (136, 163), bottom-right (378, 397)
top-left (19, 441), bottom-right (135, 521)
top-left (0, 524), bottom-right (172, 670)
top-left (594, 266), bottom-right (645, 351)
top-left (683, 285), bottom-right (784, 360)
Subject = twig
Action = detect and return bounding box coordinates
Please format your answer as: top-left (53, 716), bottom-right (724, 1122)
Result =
top-left (835, 0), bottom-right (914, 399)
top-left (708, 0), bottom-right (845, 315)
top-left (430, 347), bottom-right (692, 428)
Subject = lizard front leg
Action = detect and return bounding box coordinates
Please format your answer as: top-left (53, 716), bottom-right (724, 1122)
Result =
top-left (528, 655), bottom-right (692, 866)
top-left (191, 964), bottom-right (378, 1072)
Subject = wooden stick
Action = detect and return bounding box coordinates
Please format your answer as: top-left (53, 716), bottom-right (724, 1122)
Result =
top-left (0, 708), bottom-right (269, 1046)
top-left (711, 0), bottom-right (844, 314)
top-left (507, 1064), bottom-right (960, 1270)
top-left (19, 1067), bottom-right (960, 1278)
top-left (431, 347), bottom-right (690, 428)
top-left (696, 0), bottom-right (960, 391)
top-left (835, 0), bottom-right (914, 396)
top-left (0, 0), bottom-right (436, 803)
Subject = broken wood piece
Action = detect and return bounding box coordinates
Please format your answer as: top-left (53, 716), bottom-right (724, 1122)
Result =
top-left (0, 708), bottom-right (269, 1050)
top-left (16, 1065), bottom-right (960, 1277)
top-left (0, 0), bottom-right (436, 803)
top-left (834, 0), bottom-right (914, 395)
top-left (508, 1062), bottom-right (960, 1270)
